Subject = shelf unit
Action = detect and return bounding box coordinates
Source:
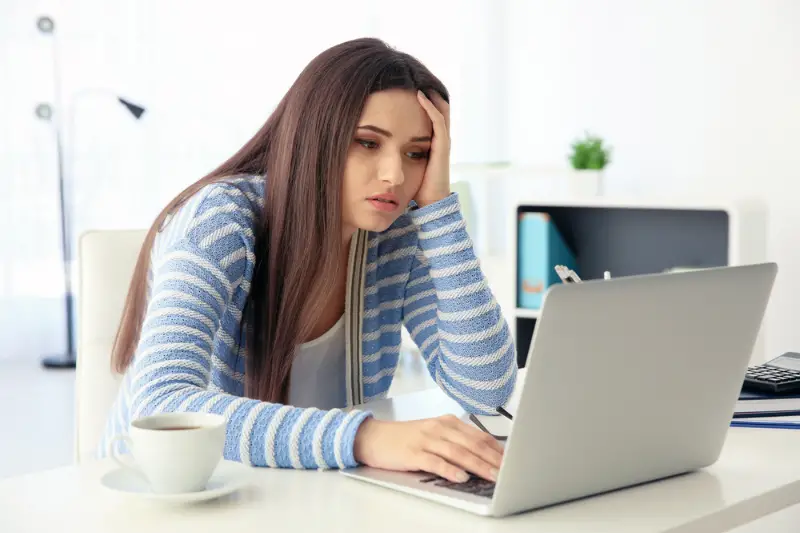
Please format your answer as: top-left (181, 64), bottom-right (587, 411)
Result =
top-left (509, 196), bottom-right (769, 367)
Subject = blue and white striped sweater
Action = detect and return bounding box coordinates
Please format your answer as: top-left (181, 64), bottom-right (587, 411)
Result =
top-left (99, 174), bottom-right (517, 469)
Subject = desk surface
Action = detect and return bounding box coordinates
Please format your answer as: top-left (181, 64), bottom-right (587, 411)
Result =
top-left (2, 370), bottom-right (800, 533)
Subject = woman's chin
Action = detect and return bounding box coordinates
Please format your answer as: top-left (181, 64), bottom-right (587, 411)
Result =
top-left (355, 211), bottom-right (400, 233)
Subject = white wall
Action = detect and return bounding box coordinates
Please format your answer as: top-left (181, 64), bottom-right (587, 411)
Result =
top-left (505, 0), bottom-right (800, 359)
top-left (63, 0), bottom-right (505, 233)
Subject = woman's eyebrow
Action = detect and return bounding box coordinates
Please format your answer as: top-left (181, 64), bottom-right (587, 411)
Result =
top-left (357, 125), bottom-right (431, 143)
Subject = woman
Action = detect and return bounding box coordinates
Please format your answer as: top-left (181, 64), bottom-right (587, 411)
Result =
top-left (100, 37), bottom-right (517, 484)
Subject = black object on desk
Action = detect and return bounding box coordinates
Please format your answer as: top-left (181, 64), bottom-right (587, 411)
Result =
top-left (742, 352), bottom-right (800, 395)
top-left (733, 397), bottom-right (800, 418)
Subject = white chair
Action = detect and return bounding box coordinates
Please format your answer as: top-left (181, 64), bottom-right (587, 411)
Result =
top-left (74, 229), bottom-right (147, 463)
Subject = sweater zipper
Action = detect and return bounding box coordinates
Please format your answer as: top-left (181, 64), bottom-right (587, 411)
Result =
top-left (344, 229), bottom-right (368, 407)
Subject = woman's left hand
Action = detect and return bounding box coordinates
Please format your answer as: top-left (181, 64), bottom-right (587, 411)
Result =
top-left (414, 90), bottom-right (451, 208)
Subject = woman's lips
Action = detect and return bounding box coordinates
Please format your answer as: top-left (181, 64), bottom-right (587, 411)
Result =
top-left (367, 193), bottom-right (399, 212)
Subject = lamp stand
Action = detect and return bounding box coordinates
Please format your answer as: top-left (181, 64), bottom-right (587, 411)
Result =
top-left (41, 123), bottom-right (76, 369)
top-left (37, 14), bottom-right (76, 369)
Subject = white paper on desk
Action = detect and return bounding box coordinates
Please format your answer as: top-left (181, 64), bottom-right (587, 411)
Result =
top-left (466, 413), bottom-right (513, 438)
top-left (462, 401), bottom-right (519, 438)
top-left (734, 398), bottom-right (800, 415)
top-left (736, 415), bottom-right (800, 423)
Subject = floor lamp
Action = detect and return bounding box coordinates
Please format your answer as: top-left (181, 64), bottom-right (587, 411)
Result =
top-left (35, 15), bottom-right (146, 369)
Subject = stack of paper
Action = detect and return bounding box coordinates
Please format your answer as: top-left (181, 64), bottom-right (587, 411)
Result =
top-left (732, 397), bottom-right (800, 429)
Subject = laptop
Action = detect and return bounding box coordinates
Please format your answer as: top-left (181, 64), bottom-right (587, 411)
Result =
top-left (341, 263), bottom-right (777, 517)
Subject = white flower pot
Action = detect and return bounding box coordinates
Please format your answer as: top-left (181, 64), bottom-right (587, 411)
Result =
top-left (566, 169), bottom-right (604, 196)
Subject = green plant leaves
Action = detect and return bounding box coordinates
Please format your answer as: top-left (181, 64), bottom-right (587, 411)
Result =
top-left (569, 131), bottom-right (612, 170)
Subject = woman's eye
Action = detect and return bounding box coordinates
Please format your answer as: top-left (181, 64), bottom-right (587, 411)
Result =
top-left (357, 139), bottom-right (378, 149)
top-left (407, 151), bottom-right (430, 160)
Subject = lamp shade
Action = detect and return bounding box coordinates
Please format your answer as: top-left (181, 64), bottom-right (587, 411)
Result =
top-left (118, 97), bottom-right (146, 119)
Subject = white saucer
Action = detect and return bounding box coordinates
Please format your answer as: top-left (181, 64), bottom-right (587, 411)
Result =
top-left (100, 459), bottom-right (250, 503)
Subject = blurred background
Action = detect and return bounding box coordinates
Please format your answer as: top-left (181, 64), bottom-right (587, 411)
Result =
top-left (1, 0), bottom-right (799, 477)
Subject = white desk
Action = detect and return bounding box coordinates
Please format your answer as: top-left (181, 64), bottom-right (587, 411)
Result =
top-left (2, 371), bottom-right (800, 533)
top-left (728, 503), bottom-right (800, 532)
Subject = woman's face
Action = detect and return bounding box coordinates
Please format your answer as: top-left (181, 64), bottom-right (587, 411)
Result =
top-left (341, 88), bottom-right (433, 236)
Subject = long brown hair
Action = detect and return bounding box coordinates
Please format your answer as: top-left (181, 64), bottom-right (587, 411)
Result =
top-left (111, 37), bottom-right (449, 403)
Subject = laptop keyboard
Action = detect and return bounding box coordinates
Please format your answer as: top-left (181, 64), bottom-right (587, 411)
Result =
top-left (419, 474), bottom-right (495, 498)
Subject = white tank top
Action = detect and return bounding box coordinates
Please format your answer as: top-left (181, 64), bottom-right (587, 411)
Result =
top-left (287, 314), bottom-right (347, 409)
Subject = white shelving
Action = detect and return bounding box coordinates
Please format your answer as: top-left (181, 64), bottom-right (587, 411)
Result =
top-left (510, 195), bottom-right (769, 366)
top-left (515, 308), bottom-right (541, 319)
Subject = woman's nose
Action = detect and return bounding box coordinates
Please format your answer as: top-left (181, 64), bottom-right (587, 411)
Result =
top-left (378, 154), bottom-right (405, 186)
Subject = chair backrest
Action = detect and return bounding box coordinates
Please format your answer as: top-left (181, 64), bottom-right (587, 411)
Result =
top-left (74, 229), bottom-right (147, 463)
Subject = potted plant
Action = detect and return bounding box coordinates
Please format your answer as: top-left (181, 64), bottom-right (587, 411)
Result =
top-left (567, 131), bottom-right (612, 195)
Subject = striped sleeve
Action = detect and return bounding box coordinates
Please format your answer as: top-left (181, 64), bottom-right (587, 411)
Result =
top-left (127, 184), bottom-right (371, 469)
top-left (402, 192), bottom-right (517, 414)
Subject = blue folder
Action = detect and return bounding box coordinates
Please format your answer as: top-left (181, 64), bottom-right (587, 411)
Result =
top-left (731, 420), bottom-right (800, 430)
top-left (517, 212), bottom-right (576, 309)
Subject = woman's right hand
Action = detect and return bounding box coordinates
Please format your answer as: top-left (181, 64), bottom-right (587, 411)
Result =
top-left (352, 415), bottom-right (504, 483)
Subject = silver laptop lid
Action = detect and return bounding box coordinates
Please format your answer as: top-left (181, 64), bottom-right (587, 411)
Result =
top-left (494, 263), bottom-right (777, 516)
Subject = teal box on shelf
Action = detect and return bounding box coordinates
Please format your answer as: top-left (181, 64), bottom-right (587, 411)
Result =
top-left (517, 212), bottom-right (577, 309)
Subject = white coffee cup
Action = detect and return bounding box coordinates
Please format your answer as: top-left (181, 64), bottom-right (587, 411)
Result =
top-left (110, 412), bottom-right (227, 494)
